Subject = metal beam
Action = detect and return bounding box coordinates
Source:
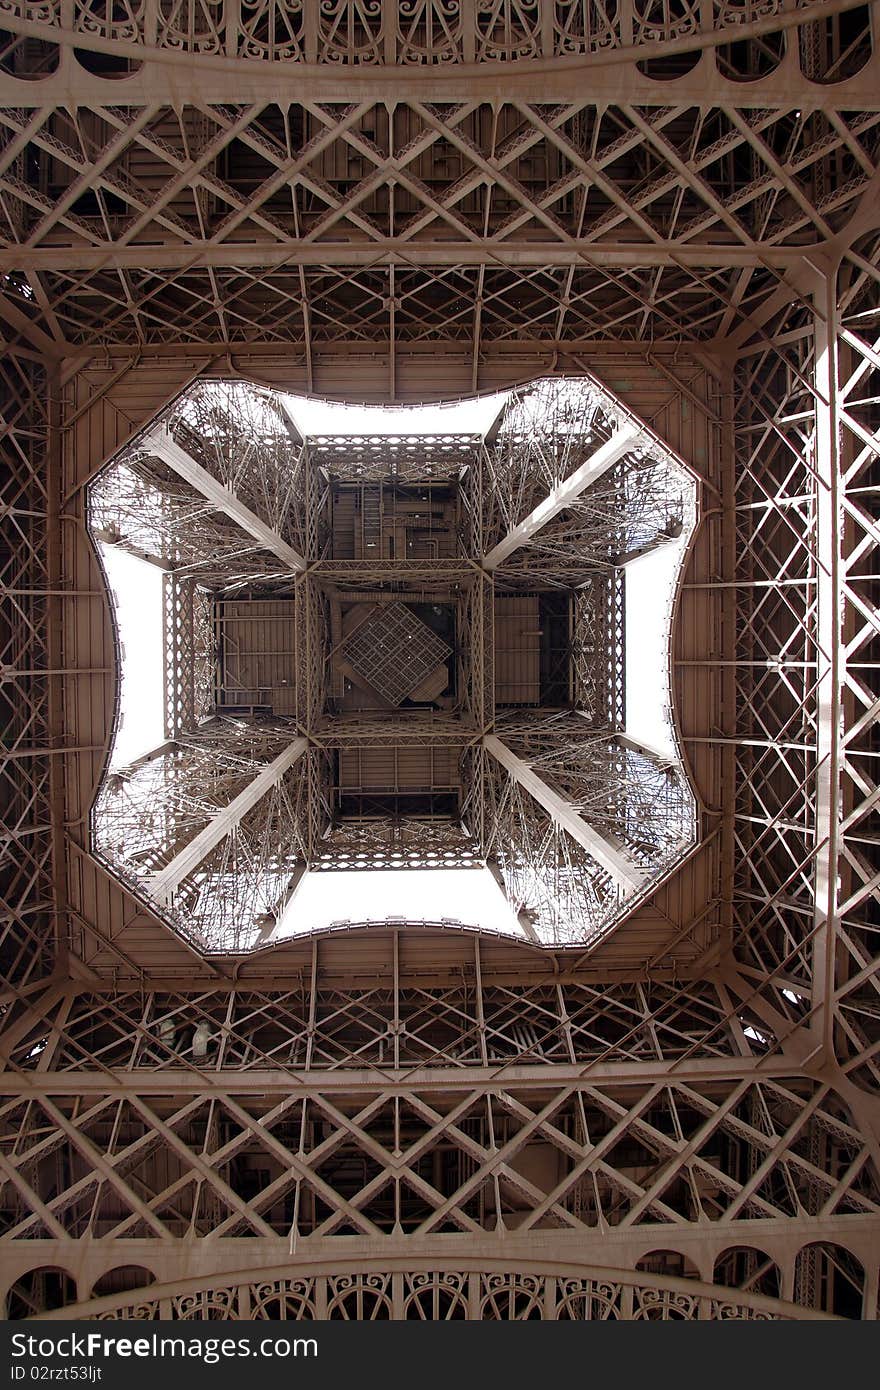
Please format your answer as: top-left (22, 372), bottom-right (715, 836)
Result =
top-left (810, 271), bottom-right (842, 1056)
top-left (612, 519), bottom-right (683, 566)
top-left (0, 242), bottom-right (810, 274)
top-left (143, 428), bottom-right (307, 572)
top-left (279, 404), bottom-right (304, 448)
top-left (0, 1055), bottom-right (805, 1095)
top-left (483, 734), bottom-right (646, 893)
top-left (482, 423), bottom-right (641, 570)
top-left (148, 738), bottom-right (307, 904)
top-left (616, 733), bottom-right (676, 767)
top-left (0, 27), bottom-right (876, 113)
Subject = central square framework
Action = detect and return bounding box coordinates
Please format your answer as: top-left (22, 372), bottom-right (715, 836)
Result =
top-left (341, 601), bottom-right (452, 706)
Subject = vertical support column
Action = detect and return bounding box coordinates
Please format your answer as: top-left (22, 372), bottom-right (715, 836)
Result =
top-left (46, 363), bottom-right (68, 974)
top-left (224, 0), bottom-right (240, 54)
top-left (392, 929), bottom-right (400, 1071)
top-left (811, 263), bottom-right (843, 1056)
top-left (556, 982), bottom-right (577, 1063)
top-left (305, 936), bottom-right (318, 1071)
top-left (313, 1274), bottom-right (328, 1320)
top-left (780, 1254), bottom-right (796, 1304)
top-left (543, 1274), bottom-right (557, 1318)
top-left (303, 0), bottom-right (318, 60)
top-left (862, 1257), bottom-right (879, 1321)
top-left (718, 352), bottom-right (738, 968)
top-left (474, 935), bottom-right (488, 1066)
top-left (460, 0), bottom-right (476, 62)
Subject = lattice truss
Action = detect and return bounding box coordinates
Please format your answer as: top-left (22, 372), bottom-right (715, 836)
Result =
top-left (341, 602), bottom-right (451, 706)
top-left (166, 382), bottom-right (310, 559)
top-left (498, 454), bottom-right (690, 576)
top-left (163, 575), bottom-right (215, 738)
top-left (474, 717), bottom-right (695, 946)
top-left (307, 434), bottom-right (479, 484)
top-left (166, 768), bottom-right (311, 951)
top-left (89, 451), bottom-right (295, 590)
top-left (1, 950), bottom-right (880, 1316)
top-left (482, 376), bottom-right (694, 581)
top-left (499, 713), bottom-right (695, 869)
top-left (723, 237), bottom-right (880, 1104)
top-left (8, 952), bottom-right (768, 1073)
top-left (0, 353), bottom-right (55, 991)
top-left (0, 83), bottom-right (875, 352)
top-left (478, 741), bottom-right (624, 944)
top-left (92, 720), bottom-right (309, 951)
top-left (0, 1071), bottom-right (877, 1239)
top-left (570, 575), bottom-right (625, 727)
top-left (92, 720), bottom-right (292, 873)
top-left (459, 574), bottom-right (493, 729)
top-left (0, 0), bottom-right (879, 1324)
top-left (312, 818), bottom-right (481, 872)
top-left (833, 238), bottom-right (880, 1097)
top-left (81, 367), bottom-right (695, 941)
top-left (294, 575), bottom-right (330, 730)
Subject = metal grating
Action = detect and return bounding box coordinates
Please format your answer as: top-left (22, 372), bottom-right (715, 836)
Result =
top-left (342, 602), bottom-right (451, 706)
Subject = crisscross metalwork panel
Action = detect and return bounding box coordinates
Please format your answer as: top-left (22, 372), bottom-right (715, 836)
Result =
top-left (1, 2), bottom-right (880, 1322)
top-left (341, 601), bottom-right (452, 706)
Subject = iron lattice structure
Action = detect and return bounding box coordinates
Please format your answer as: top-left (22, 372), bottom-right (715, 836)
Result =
top-left (1, 0), bottom-right (880, 1321)
top-left (83, 373), bottom-right (694, 950)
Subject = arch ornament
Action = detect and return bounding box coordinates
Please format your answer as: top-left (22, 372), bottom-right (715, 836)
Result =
top-left (23, 1261), bottom-right (841, 1321)
top-left (0, 0), bottom-right (872, 72)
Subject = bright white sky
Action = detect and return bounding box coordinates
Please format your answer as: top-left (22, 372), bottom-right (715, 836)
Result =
top-left (101, 391), bottom-right (685, 937)
top-left (100, 542), bottom-right (165, 769)
top-left (284, 392), bottom-right (509, 436)
top-left (624, 539), bottom-right (686, 759)
top-left (274, 868), bottom-right (521, 938)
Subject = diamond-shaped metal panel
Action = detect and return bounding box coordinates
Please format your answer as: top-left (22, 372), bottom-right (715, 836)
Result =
top-left (342, 602), bottom-right (451, 706)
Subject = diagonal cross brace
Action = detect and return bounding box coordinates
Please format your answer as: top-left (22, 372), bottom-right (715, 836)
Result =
top-left (482, 421), bottom-right (642, 569)
top-left (143, 427), bottom-right (307, 572)
top-left (484, 734), bottom-right (646, 893)
top-left (148, 738), bottom-right (307, 904)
